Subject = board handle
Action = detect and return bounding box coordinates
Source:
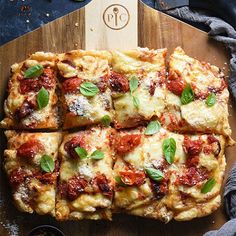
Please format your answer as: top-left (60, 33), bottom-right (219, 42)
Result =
top-left (85, 0), bottom-right (138, 50)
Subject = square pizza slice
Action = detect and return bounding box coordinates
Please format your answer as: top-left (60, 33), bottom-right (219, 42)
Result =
top-left (110, 48), bottom-right (167, 129)
top-left (163, 47), bottom-right (232, 140)
top-left (57, 50), bottom-right (114, 129)
top-left (4, 131), bottom-right (62, 216)
top-left (56, 126), bottom-right (115, 220)
top-left (112, 125), bottom-right (226, 222)
top-left (0, 52), bottom-right (59, 129)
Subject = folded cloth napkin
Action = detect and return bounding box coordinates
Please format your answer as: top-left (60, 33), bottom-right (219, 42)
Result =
top-left (163, 6), bottom-right (236, 236)
top-left (203, 219), bottom-right (236, 236)
top-left (166, 6), bottom-right (236, 101)
top-left (224, 164), bottom-right (236, 219)
top-left (203, 164), bottom-right (236, 236)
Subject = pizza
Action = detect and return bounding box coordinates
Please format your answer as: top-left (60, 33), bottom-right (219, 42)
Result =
top-left (4, 131), bottom-right (62, 216)
top-left (1, 46), bottom-right (234, 223)
top-left (56, 126), bottom-right (115, 220)
top-left (163, 47), bottom-right (231, 139)
top-left (57, 50), bottom-right (114, 129)
top-left (112, 126), bottom-right (226, 222)
top-left (0, 52), bottom-right (59, 129)
top-left (111, 48), bottom-right (167, 129)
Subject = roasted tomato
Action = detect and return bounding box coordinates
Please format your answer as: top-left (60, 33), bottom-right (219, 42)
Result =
top-left (34, 160), bottom-right (58, 184)
top-left (59, 176), bottom-right (87, 201)
top-left (17, 139), bottom-right (44, 159)
top-left (151, 180), bottom-right (168, 199)
top-left (97, 74), bottom-right (109, 92)
top-left (64, 135), bottom-right (86, 159)
top-left (19, 67), bottom-right (55, 94)
top-left (114, 134), bottom-right (141, 153)
top-left (39, 68), bottom-right (56, 90)
top-left (207, 135), bottom-right (218, 144)
top-left (20, 79), bottom-right (41, 94)
top-left (34, 172), bottom-right (57, 185)
top-left (186, 155), bottom-right (200, 167)
top-left (62, 77), bottom-right (82, 93)
top-left (166, 71), bottom-right (186, 96)
top-left (119, 169), bottom-right (146, 186)
top-left (149, 80), bottom-right (157, 96)
top-left (166, 78), bottom-right (186, 96)
top-left (93, 174), bottom-right (113, 198)
top-left (183, 137), bottom-right (203, 156)
top-left (109, 71), bottom-right (129, 93)
top-left (15, 99), bottom-right (37, 120)
top-left (9, 168), bottom-right (29, 186)
top-left (178, 167), bottom-right (208, 187)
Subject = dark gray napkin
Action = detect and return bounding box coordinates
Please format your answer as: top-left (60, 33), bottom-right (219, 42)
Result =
top-left (166, 7), bottom-right (236, 101)
top-left (224, 164), bottom-right (236, 219)
top-left (202, 164), bottom-right (236, 236)
top-left (203, 219), bottom-right (236, 236)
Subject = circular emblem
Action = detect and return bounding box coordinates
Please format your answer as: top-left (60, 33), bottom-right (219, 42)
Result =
top-left (103, 4), bottom-right (130, 30)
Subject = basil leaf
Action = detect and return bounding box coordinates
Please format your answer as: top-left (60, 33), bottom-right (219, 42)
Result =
top-left (40, 155), bottom-right (55, 173)
top-left (145, 121), bottom-right (161, 135)
top-left (101, 115), bottom-right (111, 127)
top-left (205, 93), bottom-right (216, 107)
top-left (145, 167), bottom-right (164, 182)
top-left (74, 147), bottom-right (88, 159)
top-left (37, 87), bottom-right (49, 109)
top-left (90, 150), bottom-right (104, 160)
top-left (132, 96), bottom-right (140, 109)
top-left (24, 64), bottom-right (43, 79)
top-left (129, 76), bottom-right (139, 94)
top-left (162, 138), bottom-right (176, 164)
top-left (201, 178), bottom-right (216, 194)
top-left (79, 82), bottom-right (99, 97)
top-left (181, 84), bottom-right (194, 105)
top-left (115, 176), bottom-right (127, 187)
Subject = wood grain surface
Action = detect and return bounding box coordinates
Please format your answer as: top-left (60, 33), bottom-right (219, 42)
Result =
top-left (0, 1), bottom-right (235, 236)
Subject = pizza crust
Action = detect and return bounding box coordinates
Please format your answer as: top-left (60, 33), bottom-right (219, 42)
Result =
top-left (4, 131), bottom-right (62, 216)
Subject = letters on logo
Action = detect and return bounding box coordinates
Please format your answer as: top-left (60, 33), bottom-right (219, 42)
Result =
top-left (103, 4), bottom-right (130, 30)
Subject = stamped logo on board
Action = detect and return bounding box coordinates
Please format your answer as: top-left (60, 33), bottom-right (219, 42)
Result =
top-left (103, 4), bottom-right (130, 30)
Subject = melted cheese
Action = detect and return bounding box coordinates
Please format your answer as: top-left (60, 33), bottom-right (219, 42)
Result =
top-left (57, 50), bottom-right (111, 82)
top-left (113, 76), bottom-right (165, 128)
top-left (181, 100), bottom-right (230, 136)
top-left (57, 62), bottom-right (78, 78)
top-left (112, 48), bottom-right (167, 73)
top-left (64, 90), bottom-right (113, 128)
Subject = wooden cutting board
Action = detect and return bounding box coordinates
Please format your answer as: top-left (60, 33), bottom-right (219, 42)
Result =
top-left (0, 1), bottom-right (235, 235)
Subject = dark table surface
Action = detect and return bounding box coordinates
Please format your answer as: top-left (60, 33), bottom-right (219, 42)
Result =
top-left (0, 0), bottom-right (155, 46)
